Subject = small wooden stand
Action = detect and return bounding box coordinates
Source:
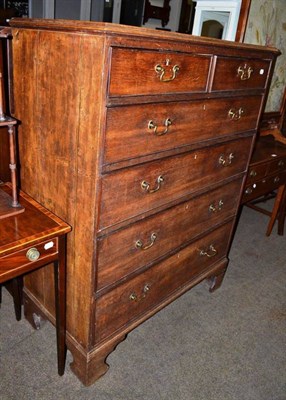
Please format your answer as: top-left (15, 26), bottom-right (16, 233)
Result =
top-left (0, 70), bottom-right (24, 219)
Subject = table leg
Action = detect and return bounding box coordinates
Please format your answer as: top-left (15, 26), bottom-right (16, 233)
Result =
top-left (278, 186), bottom-right (286, 235)
top-left (12, 276), bottom-right (23, 321)
top-left (54, 235), bottom-right (67, 376)
top-left (266, 185), bottom-right (286, 236)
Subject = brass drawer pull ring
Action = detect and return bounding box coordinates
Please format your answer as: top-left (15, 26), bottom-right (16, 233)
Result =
top-left (148, 118), bottom-right (172, 135)
top-left (26, 247), bottom-right (40, 262)
top-left (129, 284), bottom-right (151, 302)
top-left (135, 232), bottom-right (157, 250)
top-left (199, 244), bottom-right (217, 258)
top-left (219, 153), bottom-right (234, 167)
top-left (228, 107), bottom-right (244, 120)
top-left (155, 59), bottom-right (179, 82)
top-left (237, 64), bottom-right (253, 80)
top-left (141, 175), bottom-right (164, 193)
top-left (209, 199), bottom-right (224, 213)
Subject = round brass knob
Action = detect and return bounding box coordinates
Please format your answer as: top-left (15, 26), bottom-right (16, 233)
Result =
top-left (26, 247), bottom-right (40, 262)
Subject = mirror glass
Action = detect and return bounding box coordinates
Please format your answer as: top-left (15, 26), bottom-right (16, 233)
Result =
top-left (200, 11), bottom-right (230, 39)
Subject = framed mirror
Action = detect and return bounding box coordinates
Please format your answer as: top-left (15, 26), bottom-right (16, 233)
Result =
top-left (192, 0), bottom-right (242, 41)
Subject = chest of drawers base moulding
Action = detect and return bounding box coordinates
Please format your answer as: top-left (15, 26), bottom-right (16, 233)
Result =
top-left (8, 18), bottom-right (280, 386)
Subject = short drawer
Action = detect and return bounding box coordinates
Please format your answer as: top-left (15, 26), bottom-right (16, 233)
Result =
top-left (99, 136), bottom-right (253, 230)
top-left (212, 57), bottom-right (270, 91)
top-left (267, 157), bottom-right (286, 175)
top-left (94, 222), bottom-right (232, 343)
top-left (108, 47), bottom-right (211, 96)
top-left (0, 238), bottom-right (58, 283)
top-left (104, 96), bottom-right (262, 164)
top-left (242, 172), bottom-right (286, 203)
top-left (97, 179), bottom-right (242, 290)
top-left (246, 163), bottom-right (268, 184)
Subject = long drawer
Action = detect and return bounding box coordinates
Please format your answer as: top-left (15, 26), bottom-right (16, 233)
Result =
top-left (212, 57), bottom-right (270, 91)
top-left (103, 96), bottom-right (262, 164)
top-left (97, 179), bottom-right (242, 291)
top-left (94, 222), bottom-right (233, 343)
top-left (99, 136), bottom-right (253, 230)
top-left (108, 47), bottom-right (211, 96)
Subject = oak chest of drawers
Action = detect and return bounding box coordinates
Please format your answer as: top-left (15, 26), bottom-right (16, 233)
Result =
top-left (8, 19), bottom-right (279, 385)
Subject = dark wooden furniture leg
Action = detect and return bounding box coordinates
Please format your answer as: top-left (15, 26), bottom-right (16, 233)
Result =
top-left (266, 185), bottom-right (286, 236)
top-left (54, 235), bottom-right (67, 376)
top-left (278, 186), bottom-right (286, 235)
top-left (12, 276), bottom-right (23, 321)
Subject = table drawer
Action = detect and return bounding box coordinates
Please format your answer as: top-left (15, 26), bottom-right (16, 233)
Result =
top-left (94, 222), bottom-right (232, 342)
top-left (104, 96), bottom-right (262, 164)
top-left (212, 57), bottom-right (270, 91)
top-left (99, 136), bottom-right (252, 230)
top-left (267, 157), bottom-right (286, 175)
top-left (246, 163), bottom-right (268, 184)
top-left (242, 172), bottom-right (286, 203)
top-left (0, 238), bottom-right (58, 283)
top-left (108, 47), bottom-right (211, 96)
top-left (97, 179), bottom-right (242, 291)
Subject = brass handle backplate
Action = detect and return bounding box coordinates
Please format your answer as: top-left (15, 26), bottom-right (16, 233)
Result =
top-left (245, 186), bottom-right (253, 195)
top-left (155, 59), bottom-right (179, 82)
top-left (228, 107), bottom-right (244, 120)
top-left (209, 199), bottom-right (224, 213)
top-left (141, 175), bottom-right (164, 193)
top-left (199, 244), bottom-right (217, 258)
top-left (26, 247), bottom-right (40, 262)
top-left (219, 153), bottom-right (234, 167)
top-left (237, 64), bottom-right (253, 80)
top-left (278, 160), bottom-right (285, 167)
top-left (250, 169), bottom-right (257, 177)
top-left (148, 118), bottom-right (172, 136)
top-left (129, 284), bottom-right (151, 302)
top-left (135, 232), bottom-right (157, 250)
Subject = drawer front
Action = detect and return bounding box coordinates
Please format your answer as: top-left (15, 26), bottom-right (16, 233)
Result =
top-left (242, 172), bottom-right (286, 203)
top-left (99, 136), bottom-right (253, 230)
top-left (212, 57), bottom-right (270, 91)
top-left (0, 238), bottom-right (58, 283)
top-left (267, 157), bottom-right (286, 175)
top-left (94, 222), bottom-right (232, 342)
top-left (104, 96), bottom-right (262, 164)
top-left (97, 179), bottom-right (242, 290)
top-left (108, 48), bottom-right (211, 96)
top-left (246, 163), bottom-right (268, 184)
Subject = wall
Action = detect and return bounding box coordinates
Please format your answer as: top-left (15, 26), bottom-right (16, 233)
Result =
top-left (244, 0), bottom-right (286, 111)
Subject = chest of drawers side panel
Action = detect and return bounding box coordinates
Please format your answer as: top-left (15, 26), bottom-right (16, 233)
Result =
top-left (11, 28), bottom-right (107, 348)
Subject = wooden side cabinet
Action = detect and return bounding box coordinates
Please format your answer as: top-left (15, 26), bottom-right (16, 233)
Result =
top-left (8, 18), bottom-right (279, 386)
top-left (0, 183), bottom-right (71, 375)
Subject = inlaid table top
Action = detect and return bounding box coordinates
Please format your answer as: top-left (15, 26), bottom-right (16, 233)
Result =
top-left (0, 183), bottom-right (71, 283)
